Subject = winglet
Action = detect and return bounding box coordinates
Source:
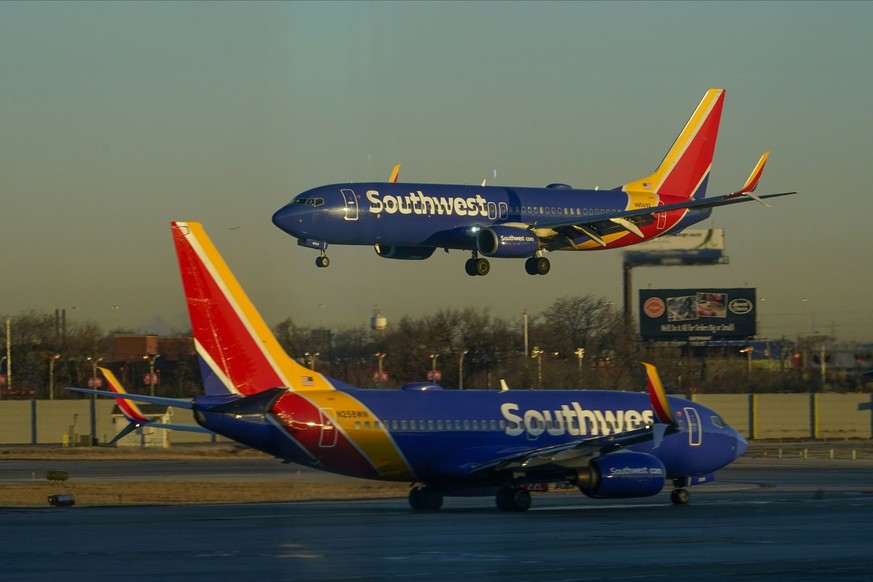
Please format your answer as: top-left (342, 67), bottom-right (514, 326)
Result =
top-left (389, 164), bottom-right (401, 183)
top-left (642, 362), bottom-right (675, 426)
top-left (100, 366), bottom-right (148, 423)
top-left (736, 151), bottom-right (772, 206)
top-left (740, 151), bottom-right (769, 193)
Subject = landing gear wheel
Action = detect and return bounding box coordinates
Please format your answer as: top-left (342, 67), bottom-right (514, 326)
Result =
top-left (670, 488), bottom-right (690, 505)
top-left (496, 486), bottom-right (532, 512)
top-left (474, 258), bottom-right (490, 276)
top-left (409, 486), bottom-right (444, 511)
top-left (315, 255), bottom-right (330, 268)
top-left (465, 258), bottom-right (478, 276)
top-left (524, 257), bottom-right (550, 275)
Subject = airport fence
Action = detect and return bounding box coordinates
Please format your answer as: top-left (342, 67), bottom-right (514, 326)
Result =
top-left (1, 392), bottom-right (873, 446)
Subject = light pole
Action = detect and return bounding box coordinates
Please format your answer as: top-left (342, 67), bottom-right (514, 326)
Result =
top-left (740, 346), bottom-right (754, 379)
top-left (523, 310), bottom-right (529, 367)
top-left (531, 346), bottom-right (544, 389)
top-left (374, 352), bottom-right (386, 387)
top-left (4, 316), bottom-right (11, 397)
top-left (144, 353), bottom-right (160, 396)
top-left (574, 347), bottom-right (585, 388)
top-left (88, 357), bottom-right (104, 390)
top-left (87, 356), bottom-right (103, 447)
top-left (49, 354), bottom-right (61, 400)
top-left (458, 350), bottom-right (469, 390)
top-left (429, 353), bottom-right (440, 382)
top-left (305, 352), bottom-right (319, 371)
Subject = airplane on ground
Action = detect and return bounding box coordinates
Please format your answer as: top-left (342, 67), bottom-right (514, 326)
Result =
top-left (273, 88), bottom-right (796, 276)
top-left (69, 222), bottom-right (746, 511)
top-left (99, 366), bottom-right (211, 446)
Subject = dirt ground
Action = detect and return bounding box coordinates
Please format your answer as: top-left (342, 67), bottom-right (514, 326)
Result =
top-left (2, 441), bottom-right (871, 508)
top-left (0, 445), bottom-right (408, 508)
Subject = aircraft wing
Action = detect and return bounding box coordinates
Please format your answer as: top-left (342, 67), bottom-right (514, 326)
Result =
top-left (106, 419), bottom-right (212, 446)
top-left (536, 189), bottom-right (797, 250)
top-left (467, 422), bottom-right (678, 475)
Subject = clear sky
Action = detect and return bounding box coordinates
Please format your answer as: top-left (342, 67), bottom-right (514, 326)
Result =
top-left (2, 1), bottom-right (871, 341)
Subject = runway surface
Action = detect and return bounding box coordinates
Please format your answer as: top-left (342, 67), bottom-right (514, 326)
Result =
top-left (2, 456), bottom-right (873, 580)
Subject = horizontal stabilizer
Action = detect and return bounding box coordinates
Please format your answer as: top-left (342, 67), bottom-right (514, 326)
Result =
top-left (205, 387), bottom-right (287, 414)
top-left (65, 387), bottom-right (194, 409)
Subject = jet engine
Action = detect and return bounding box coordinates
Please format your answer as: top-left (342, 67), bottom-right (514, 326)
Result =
top-left (476, 226), bottom-right (540, 258)
top-left (576, 451), bottom-right (666, 499)
top-left (374, 245), bottom-right (436, 260)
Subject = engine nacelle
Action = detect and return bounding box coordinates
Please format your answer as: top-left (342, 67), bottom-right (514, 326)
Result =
top-left (476, 226), bottom-right (540, 258)
top-left (374, 245), bottom-right (436, 260)
top-left (577, 451), bottom-right (666, 499)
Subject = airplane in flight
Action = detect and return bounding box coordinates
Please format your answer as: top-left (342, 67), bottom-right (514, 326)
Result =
top-left (99, 366), bottom-right (211, 446)
top-left (273, 88), bottom-right (795, 276)
top-left (70, 222), bottom-right (746, 511)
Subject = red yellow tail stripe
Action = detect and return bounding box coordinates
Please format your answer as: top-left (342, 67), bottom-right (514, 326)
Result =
top-left (624, 88), bottom-right (725, 199)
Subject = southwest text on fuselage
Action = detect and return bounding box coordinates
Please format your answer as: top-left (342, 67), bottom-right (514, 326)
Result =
top-left (500, 402), bottom-right (655, 438)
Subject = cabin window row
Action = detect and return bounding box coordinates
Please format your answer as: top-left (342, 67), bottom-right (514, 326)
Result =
top-left (519, 206), bottom-right (607, 217)
top-left (351, 418), bottom-right (580, 432)
top-left (353, 419), bottom-right (511, 432)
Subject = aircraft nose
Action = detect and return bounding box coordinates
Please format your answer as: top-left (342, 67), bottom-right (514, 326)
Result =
top-left (734, 430), bottom-right (748, 459)
top-left (272, 204), bottom-right (300, 235)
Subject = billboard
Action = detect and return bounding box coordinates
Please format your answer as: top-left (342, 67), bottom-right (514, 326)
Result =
top-left (624, 229), bottom-right (726, 266)
top-left (639, 288), bottom-right (756, 340)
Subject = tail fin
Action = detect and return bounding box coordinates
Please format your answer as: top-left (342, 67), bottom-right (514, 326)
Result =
top-left (171, 222), bottom-right (333, 395)
top-left (623, 88), bottom-right (725, 200)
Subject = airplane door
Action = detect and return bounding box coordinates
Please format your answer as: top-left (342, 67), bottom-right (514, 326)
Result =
top-left (340, 189), bottom-right (359, 221)
top-left (487, 202), bottom-right (498, 220)
top-left (319, 408), bottom-right (338, 448)
top-left (498, 202), bottom-right (508, 220)
top-left (683, 407), bottom-right (702, 446)
top-left (656, 202), bottom-right (667, 230)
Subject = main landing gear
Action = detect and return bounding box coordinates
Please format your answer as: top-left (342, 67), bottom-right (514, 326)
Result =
top-left (407, 484), bottom-right (534, 512)
top-left (464, 253), bottom-right (551, 276)
top-left (315, 250), bottom-right (329, 268)
top-left (495, 485), bottom-right (532, 512)
top-left (524, 256), bottom-right (550, 276)
top-left (408, 485), bottom-right (443, 511)
top-left (670, 487), bottom-right (690, 505)
top-left (465, 255), bottom-right (490, 276)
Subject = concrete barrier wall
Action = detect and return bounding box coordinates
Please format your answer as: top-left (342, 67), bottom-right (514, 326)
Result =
top-left (0, 395), bottom-right (870, 445)
top-left (691, 395), bottom-right (750, 436)
top-left (816, 394), bottom-right (871, 439)
top-left (0, 402), bottom-right (33, 444)
top-left (754, 394), bottom-right (812, 440)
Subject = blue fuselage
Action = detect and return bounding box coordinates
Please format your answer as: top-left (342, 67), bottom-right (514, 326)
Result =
top-left (272, 182), bottom-right (712, 252)
top-left (194, 384), bottom-right (746, 488)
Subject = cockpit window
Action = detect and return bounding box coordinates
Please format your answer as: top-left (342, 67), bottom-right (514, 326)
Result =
top-left (294, 197), bottom-right (325, 207)
top-left (711, 415), bottom-right (725, 429)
